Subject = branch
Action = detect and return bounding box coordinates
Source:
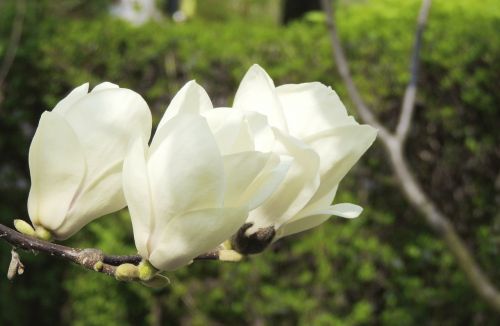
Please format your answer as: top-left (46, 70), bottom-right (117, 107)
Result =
top-left (395, 0), bottom-right (432, 143)
top-left (0, 0), bottom-right (26, 92)
top-left (321, 0), bottom-right (500, 312)
top-left (320, 0), bottom-right (392, 143)
top-left (0, 223), bottom-right (225, 279)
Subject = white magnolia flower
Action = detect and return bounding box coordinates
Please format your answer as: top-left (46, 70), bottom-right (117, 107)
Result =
top-left (27, 82), bottom-right (152, 240)
top-left (123, 81), bottom-right (290, 271)
top-left (231, 65), bottom-right (377, 252)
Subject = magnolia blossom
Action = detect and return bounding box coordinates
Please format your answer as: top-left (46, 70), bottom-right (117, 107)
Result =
top-left (27, 82), bottom-right (152, 240)
top-left (123, 81), bottom-right (291, 271)
top-left (231, 65), bottom-right (377, 252)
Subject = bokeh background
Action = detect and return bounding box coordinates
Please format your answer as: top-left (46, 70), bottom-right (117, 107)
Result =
top-left (0, 0), bottom-right (499, 324)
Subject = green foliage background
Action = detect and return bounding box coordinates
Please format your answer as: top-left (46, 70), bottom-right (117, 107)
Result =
top-left (0, 0), bottom-right (499, 324)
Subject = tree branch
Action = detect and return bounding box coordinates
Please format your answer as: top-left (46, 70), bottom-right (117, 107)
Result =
top-left (321, 0), bottom-right (500, 312)
top-left (0, 0), bottom-right (26, 93)
top-left (395, 0), bottom-right (431, 143)
top-left (0, 223), bottom-right (223, 279)
top-left (320, 0), bottom-right (392, 143)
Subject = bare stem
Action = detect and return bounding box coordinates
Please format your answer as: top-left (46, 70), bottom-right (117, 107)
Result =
top-left (0, 223), bottom-right (223, 279)
top-left (320, 0), bottom-right (392, 143)
top-left (321, 0), bottom-right (500, 312)
top-left (396, 0), bottom-right (432, 143)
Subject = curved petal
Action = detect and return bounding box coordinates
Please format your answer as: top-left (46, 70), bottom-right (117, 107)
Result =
top-left (243, 153), bottom-right (293, 210)
top-left (277, 203), bottom-right (363, 239)
top-left (27, 112), bottom-right (86, 233)
top-left (122, 137), bottom-right (152, 258)
top-left (56, 160), bottom-right (126, 240)
top-left (233, 64), bottom-right (288, 132)
top-left (242, 111), bottom-right (275, 152)
top-left (292, 186), bottom-right (338, 222)
top-left (320, 203), bottom-right (363, 218)
top-left (148, 207), bottom-right (248, 271)
top-left (304, 124), bottom-right (377, 206)
top-left (52, 83), bottom-right (89, 114)
top-left (157, 81), bottom-right (213, 130)
top-left (276, 214), bottom-right (330, 240)
top-left (61, 88), bottom-right (152, 179)
top-left (223, 151), bottom-right (291, 210)
top-left (147, 114), bottom-right (225, 233)
top-left (203, 108), bottom-right (254, 154)
top-left (246, 129), bottom-right (320, 231)
top-left (276, 82), bottom-right (356, 139)
top-left (91, 82), bottom-right (119, 92)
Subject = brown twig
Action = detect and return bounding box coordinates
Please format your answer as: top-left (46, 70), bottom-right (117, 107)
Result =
top-left (0, 223), bottom-right (222, 279)
top-left (321, 0), bottom-right (500, 312)
top-left (7, 249), bottom-right (24, 280)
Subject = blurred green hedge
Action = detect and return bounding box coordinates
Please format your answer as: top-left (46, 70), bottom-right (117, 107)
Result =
top-left (0, 0), bottom-right (499, 324)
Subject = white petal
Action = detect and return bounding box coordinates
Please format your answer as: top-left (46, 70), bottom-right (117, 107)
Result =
top-left (246, 129), bottom-right (320, 230)
top-left (157, 81), bottom-right (213, 129)
top-left (242, 111), bottom-right (275, 152)
top-left (277, 203), bottom-right (363, 239)
top-left (243, 153), bottom-right (293, 210)
top-left (122, 137), bottom-right (152, 258)
top-left (91, 82), bottom-right (119, 92)
top-left (52, 83), bottom-right (89, 114)
top-left (276, 214), bottom-right (330, 240)
top-left (57, 160), bottom-right (126, 239)
top-left (148, 114), bottom-right (225, 232)
top-left (203, 108), bottom-right (254, 154)
top-left (323, 203), bottom-right (363, 218)
top-left (233, 64), bottom-right (288, 131)
top-left (292, 186), bottom-right (338, 222)
top-left (27, 112), bottom-right (86, 234)
top-left (305, 124), bottom-right (377, 206)
top-left (61, 87), bottom-right (152, 179)
top-left (148, 207), bottom-right (248, 271)
top-left (276, 82), bottom-right (356, 139)
top-left (223, 151), bottom-right (291, 210)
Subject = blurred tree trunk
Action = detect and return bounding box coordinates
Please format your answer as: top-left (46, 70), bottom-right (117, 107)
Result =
top-left (282, 0), bottom-right (321, 25)
top-left (166, 0), bottom-right (180, 15)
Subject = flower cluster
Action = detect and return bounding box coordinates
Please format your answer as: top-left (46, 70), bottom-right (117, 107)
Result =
top-left (22, 65), bottom-right (377, 274)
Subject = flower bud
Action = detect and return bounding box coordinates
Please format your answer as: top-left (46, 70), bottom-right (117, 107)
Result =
top-left (34, 226), bottom-right (53, 241)
top-left (138, 260), bottom-right (157, 281)
top-left (115, 263), bottom-right (139, 281)
top-left (218, 250), bottom-right (243, 262)
top-left (13, 219), bottom-right (36, 237)
top-left (93, 261), bottom-right (103, 272)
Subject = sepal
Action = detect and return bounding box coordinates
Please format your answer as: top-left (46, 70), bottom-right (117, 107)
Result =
top-left (231, 223), bottom-right (276, 255)
top-left (141, 274), bottom-right (170, 289)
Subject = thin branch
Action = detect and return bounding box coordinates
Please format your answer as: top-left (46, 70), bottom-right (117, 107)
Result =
top-left (0, 223), bottom-right (222, 279)
top-left (395, 0), bottom-right (432, 143)
top-left (102, 250), bottom-right (220, 265)
top-left (0, 0), bottom-right (27, 91)
top-left (320, 0), bottom-right (392, 143)
top-left (388, 145), bottom-right (500, 311)
top-left (321, 0), bottom-right (500, 312)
